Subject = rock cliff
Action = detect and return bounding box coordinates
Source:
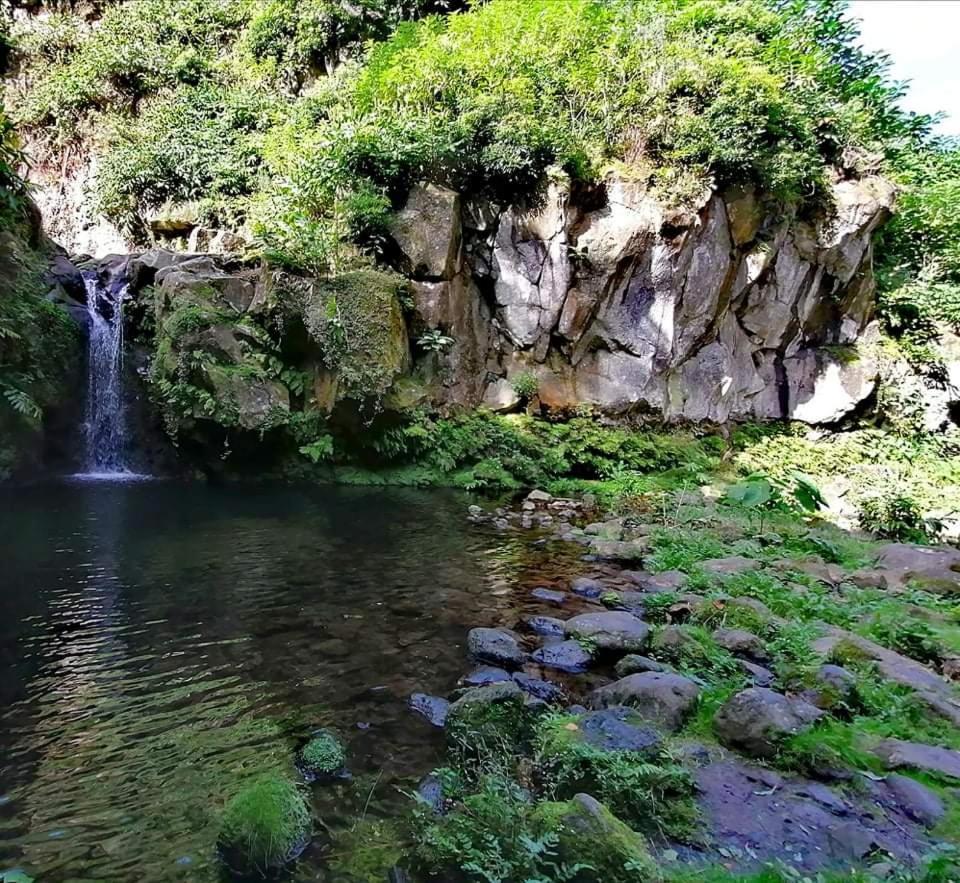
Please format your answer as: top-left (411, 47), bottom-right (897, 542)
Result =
top-left (75, 169), bottom-right (901, 441)
top-left (399, 171), bottom-right (895, 424)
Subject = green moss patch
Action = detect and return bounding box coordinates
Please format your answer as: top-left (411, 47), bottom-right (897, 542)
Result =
top-left (217, 774), bottom-right (311, 877)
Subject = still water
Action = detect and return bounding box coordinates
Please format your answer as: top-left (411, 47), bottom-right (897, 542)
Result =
top-left (0, 481), bottom-right (570, 882)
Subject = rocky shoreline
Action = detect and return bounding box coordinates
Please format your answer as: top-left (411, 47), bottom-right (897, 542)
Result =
top-left (404, 489), bottom-right (960, 880)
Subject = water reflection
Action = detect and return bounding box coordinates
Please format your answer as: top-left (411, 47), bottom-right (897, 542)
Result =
top-left (0, 482), bottom-right (575, 882)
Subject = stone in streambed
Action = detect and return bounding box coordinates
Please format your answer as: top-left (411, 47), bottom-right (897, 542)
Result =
top-left (467, 627), bottom-right (526, 668)
top-left (460, 666), bottom-right (512, 687)
top-left (564, 611), bottom-right (651, 653)
top-left (445, 680), bottom-right (529, 744)
top-left (531, 587), bottom-right (567, 605)
top-left (589, 671), bottom-right (699, 732)
top-left (409, 693), bottom-right (450, 727)
top-left (571, 577), bottom-right (605, 598)
top-left (531, 640), bottom-right (593, 673)
top-left (714, 687), bottom-right (823, 759)
top-left (523, 615), bottom-right (566, 637)
top-left (513, 672), bottom-right (565, 704)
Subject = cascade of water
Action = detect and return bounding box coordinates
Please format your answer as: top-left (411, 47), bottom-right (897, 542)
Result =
top-left (82, 273), bottom-right (130, 475)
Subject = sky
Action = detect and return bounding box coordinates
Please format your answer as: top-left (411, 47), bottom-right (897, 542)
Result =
top-left (848, 0), bottom-right (960, 136)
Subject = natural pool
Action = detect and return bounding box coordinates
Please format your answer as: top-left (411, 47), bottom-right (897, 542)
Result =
top-left (0, 480), bottom-right (574, 882)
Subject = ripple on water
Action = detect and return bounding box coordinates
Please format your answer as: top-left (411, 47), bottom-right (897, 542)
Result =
top-left (0, 481), bottom-right (568, 882)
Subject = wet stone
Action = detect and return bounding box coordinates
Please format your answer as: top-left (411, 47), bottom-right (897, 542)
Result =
top-left (460, 666), bottom-right (512, 687)
top-left (513, 672), bottom-right (565, 704)
top-left (571, 577), bottom-right (605, 598)
top-left (615, 654), bottom-right (665, 677)
top-left (531, 587), bottom-right (567, 605)
top-left (409, 693), bottom-right (450, 727)
top-left (531, 639), bottom-right (593, 673)
top-left (523, 615), bottom-right (567, 637)
top-left (467, 627), bottom-right (526, 668)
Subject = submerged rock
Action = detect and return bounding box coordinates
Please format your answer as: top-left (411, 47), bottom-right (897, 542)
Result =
top-left (513, 672), bottom-right (565, 704)
top-left (589, 671), bottom-right (699, 731)
top-left (714, 688), bottom-right (823, 759)
top-left (467, 627), bottom-right (526, 668)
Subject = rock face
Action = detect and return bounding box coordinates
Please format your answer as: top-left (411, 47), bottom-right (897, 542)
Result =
top-left (714, 688), bottom-right (823, 758)
top-left (392, 171), bottom-right (894, 423)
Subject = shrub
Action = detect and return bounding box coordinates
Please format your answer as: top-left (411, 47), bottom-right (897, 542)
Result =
top-left (859, 492), bottom-right (944, 543)
top-left (217, 774), bottom-right (311, 877)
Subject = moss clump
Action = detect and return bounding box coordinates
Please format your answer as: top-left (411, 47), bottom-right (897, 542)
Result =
top-left (299, 729), bottom-right (346, 779)
top-left (217, 774), bottom-right (311, 877)
top-left (532, 794), bottom-right (659, 882)
top-left (294, 268), bottom-right (409, 405)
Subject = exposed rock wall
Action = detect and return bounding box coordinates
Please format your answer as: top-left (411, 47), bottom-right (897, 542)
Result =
top-left (73, 170), bottom-right (897, 439)
top-left (398, 172), bottom-right (895, 423)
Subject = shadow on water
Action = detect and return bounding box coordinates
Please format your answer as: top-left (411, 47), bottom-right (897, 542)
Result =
top-left (0, 481), bottom-right (580, 882)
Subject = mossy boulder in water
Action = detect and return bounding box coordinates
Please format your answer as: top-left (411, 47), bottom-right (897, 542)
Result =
top-left (217, 774), bottom-right (311, 877)
top-left (298, 729), bottom-right (347, 780)
top-left (533, 793), bottom-right (658, 882)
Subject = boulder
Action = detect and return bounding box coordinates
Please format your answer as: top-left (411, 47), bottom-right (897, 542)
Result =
top-left (466, 628), bottom-right (526, 668)
top-left (714, 688), bottom-right (823, 758)
top-left (739, 660), bottom-right (775, 687)
top-left (205, 368), bottom-right (289, 430)
top-left (873, 543), bottom-right (960, 592)
top-left (589, 671), bottom-right (700, 732)
top-left (532, 794), bottom-right (657, 880)
top-left (712, 627), bottom-right (769, 662)
top-left (531, 640), bottom-right (593, 674)
top-left (409, 693), bottom-right (450, 727)
top-left (568, 707), bottom-right (663, 755)
top-left (522, 615), bottom-right (566, 637)
top-left (513, 672), bottom-right (565, 704)
top-left (445, 681), bottom-right (527, 742)
top-left (388, 183), bottom-right (462, 280)
top-left (883, 774), bottom-right (945, 826)
top-left (564, 611), bottom-right (651, 653)
top-left (571, 577), bottom-right (606, 598)
top-left (870, 739), bottom-right (960, 780)
top-left (628, 569), bottom-right (688, 592)
top-left (701, 556), bottom-right (761, 576)
top-left (460, 666), bottom-right (512, 687)
top-left (614, 654), bottom-right (665, 678)
top-left (785, 344), bottom-right (880, 425)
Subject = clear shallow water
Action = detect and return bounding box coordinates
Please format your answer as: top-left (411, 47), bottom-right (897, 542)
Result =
top-left (0, 482), bottom-right (573, 882)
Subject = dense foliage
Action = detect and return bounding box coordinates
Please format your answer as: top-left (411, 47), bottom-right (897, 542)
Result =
top-left (6, 0), bottom-right (938, 274)
top-left (0, 102), bottom-right (80, 478)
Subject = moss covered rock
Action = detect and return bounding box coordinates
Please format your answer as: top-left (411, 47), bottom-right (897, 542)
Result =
top-left (533, 793), bottom-right (659, 882)
top-left (298, 729), bottom-right (347, 780)
top-left (445, 680), bottom-right (532, 751)
top-left (217, 774), bottom-right (311, 877)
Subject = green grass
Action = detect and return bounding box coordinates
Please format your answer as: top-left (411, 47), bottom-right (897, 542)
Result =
top-left (217, 774), bottom-right (311, 877)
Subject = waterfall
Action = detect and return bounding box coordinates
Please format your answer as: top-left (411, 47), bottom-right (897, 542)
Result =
top-left (81, 273), bottom-right (130, 476)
